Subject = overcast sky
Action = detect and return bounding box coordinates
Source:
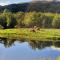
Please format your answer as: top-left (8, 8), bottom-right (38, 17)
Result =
top-left (0, 0), bottom-right (60, 6)
top-left (0, 0), bottom-right (31, 6)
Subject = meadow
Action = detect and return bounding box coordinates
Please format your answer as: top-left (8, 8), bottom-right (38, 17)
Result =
top-left (0, 28), bottom-right (60, 41)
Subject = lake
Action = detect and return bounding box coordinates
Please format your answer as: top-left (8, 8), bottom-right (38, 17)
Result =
top-left (0, 37), bottom-right (60, 60)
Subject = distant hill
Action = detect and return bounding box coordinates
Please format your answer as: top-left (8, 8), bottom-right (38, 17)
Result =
top-left (0, 3), bottom-right (29, 12)
top-left (0, 1), bottom-right (60, 13)
top-left (29, 1), bottom-right (60, 13)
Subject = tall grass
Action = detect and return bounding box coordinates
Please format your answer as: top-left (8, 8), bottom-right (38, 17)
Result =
top-left (0, 29), bottom-right (60, 41)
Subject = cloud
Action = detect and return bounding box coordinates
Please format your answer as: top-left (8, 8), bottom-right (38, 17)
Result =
top-left (0, 0), bottom-right (9, 3)
top-left (51, 46), bottom-right (60, 51)
top-left (0, 0), bottom-right (10, 5)
top-left (0, 3), bottom-right (8, 6)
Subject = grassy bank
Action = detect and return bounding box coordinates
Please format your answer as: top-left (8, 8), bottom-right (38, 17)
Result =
top-left (0, 28), bottom-right (60, 41)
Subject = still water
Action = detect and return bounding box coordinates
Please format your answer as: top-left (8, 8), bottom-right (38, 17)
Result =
top-left (0, 37), bottom-right (60, 60)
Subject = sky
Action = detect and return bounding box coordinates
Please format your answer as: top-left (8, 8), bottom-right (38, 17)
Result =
top-left (0, 0), bottom-right (60, 6)
top-left (0, 0), bottom-right (32, 6)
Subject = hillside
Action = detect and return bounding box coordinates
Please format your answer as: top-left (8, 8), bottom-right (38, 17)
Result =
top-left (0, 3), bottom-right (29, 12)
top-left (29, 1), bottom-right (60, 12)
top-left (0, 1), bottom-right (60, 13)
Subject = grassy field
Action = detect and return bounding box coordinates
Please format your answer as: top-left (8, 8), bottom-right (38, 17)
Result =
top-left (0, 28), bottom-right (60, 41)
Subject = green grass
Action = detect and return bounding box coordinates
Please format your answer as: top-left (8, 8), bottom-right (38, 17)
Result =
top-left (0, 28), bottom-right (60, 41)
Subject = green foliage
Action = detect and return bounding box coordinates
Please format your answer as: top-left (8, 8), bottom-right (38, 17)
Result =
top-left (52, 15), bottom-right (60, 28)
top-left (0, 11), bottom-right (60, 29)
top-left (23, 12), bottom-right (38, 27)
top-left (15, 12), bottom-right (25, 28)
top-left (42, 15), bottom-right (53, 28)
top-left (0, 14), bottom-right (7, 28)
top-left (3, 9), bottom-right (10, 13)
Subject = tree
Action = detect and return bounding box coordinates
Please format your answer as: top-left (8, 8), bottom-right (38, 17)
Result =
top-left (42, 15), bottom-right (53, 28)
top-left (15, 12), bottom-right (25, 28)
top-left (3, 9), bottom-right (10, 13)
top-left (3, 9), bottom-right (12, 28)
top-left (0, 14), bottom-right (7, 29)
top-left (23, 12), bottom-right (43, 27)
top-left (52, 15), bottom-right (60, 28)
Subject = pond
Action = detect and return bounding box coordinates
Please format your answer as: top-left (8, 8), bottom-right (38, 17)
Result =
top-left (0, 37), bottom-right (60, 60)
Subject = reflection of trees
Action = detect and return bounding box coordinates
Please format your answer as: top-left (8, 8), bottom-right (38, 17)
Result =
top-left (28, 40), bottom-right (52, 49)
top-left (28, 40), bottom-right (60, 49)
top-left (0, 37), bottom-right (27, 48)
top-left (0, 37), bottom-right (60, 49)
top-left (54, 42), bottom-right (60, 47)
top-left (0, 37), bottom-right (16, 47)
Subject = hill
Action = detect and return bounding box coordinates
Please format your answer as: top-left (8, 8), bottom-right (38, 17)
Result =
top-left (0, 3), bottom-right (29, 12)
top-left (0, 1), bottom-right (60, 13)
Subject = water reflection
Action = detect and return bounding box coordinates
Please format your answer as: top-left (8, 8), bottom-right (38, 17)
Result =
top-left (0, 37), bottom-right (60, 49)
top-left (0, 37), bottom-right (60, 60)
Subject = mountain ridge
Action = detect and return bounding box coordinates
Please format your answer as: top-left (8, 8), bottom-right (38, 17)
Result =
top-left (0, 1), bottom-right (60, 13)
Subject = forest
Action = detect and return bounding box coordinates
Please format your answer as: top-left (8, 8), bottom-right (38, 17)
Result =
top-left (0, 9), bottom-right (60, 29)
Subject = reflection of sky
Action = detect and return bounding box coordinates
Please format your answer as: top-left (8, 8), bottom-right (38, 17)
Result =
top-left (0, 42), bottom-right (60, 60)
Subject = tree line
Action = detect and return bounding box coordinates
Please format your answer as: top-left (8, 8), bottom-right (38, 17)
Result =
top-left (0, 10), bottom-right (60, 29)
top-left (0, 37), bottom-right (60, 48)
